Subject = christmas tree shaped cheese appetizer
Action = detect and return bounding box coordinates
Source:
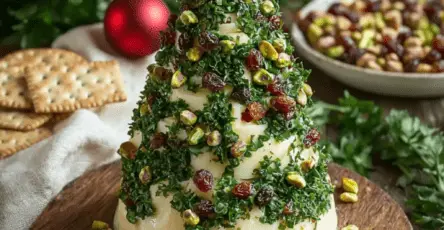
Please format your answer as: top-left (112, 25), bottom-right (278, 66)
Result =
top-left (114, 0), bottom-right (337, 229)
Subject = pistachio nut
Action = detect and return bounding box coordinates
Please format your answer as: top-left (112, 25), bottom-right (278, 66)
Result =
top-left (139, 166), bottom-right (152, 184)
top-left (417, 63), bottom-right (433, 73)
top-left (376, 57), bottom-right (386, 67)
top-left (272, 38), bottom-right (287, 53)
top-left (358, 29), bottom-right (375, 49)
top-left (301, 158), bottom-right (315, 172)
top-left (340, 192), bottom-right (359, 203)
top-left (341, 225), bottom-right (359, 230)
top-left (307, 23), bottom-right (324, 44)
top-left (337, 16), bottom-right (352, 31)
top-left (260, 0), bottom-right (276, 16)
top-left (366, 60), bottom-right (383, 71)
top-left (259, 40), bottom-right (279, 61)
top-left (275, 53), bottom-right (292, 68)
top-left (171, 70), bottom-right (187, 88)
top-left (180, 10), bottom-right (199, 25)
top-left (180, 110), bottom-right (197, 126)
top-left (316, 36), bottom-right (336, 51)
top-left (314, 14), bottom-right (336, 28)
top-left (187, 47), bottom-right (203, 62)
top-left (188, 127), bottom-right (204, 145)
top-left (220, 40), bottom-right (236, 53)
top-left (296, 89), bottom-right (307, 106)
top-left (91, 220), bottom-right (110, 230)
top-left (286, 172), bottom-right (306, 188)
top-left (342, 177), bottom-right (359, 194)
top-left (356, 53), bottom-right (377, 67)
top-left (207, 130), bottom-right (222, 146)
top-left (359, 13), bottom-right (375, 29)
top-left (352, 31), bottom-right (362, 42)
top-left (118, 141), bottom-right (137, 160)
top-left (302, 83), bottom-right (313, 96)
top-left (326, 45), bottom-right (345, 58)
top-left (384, 10), bottom-right (402, 30)
top-left (139, 101), bottom-right (150, 116)
top-left (253, 68), bottom-right (274, 85)
top-left (231, 141), bottom-right (247, 158)
top-left (375, 12), bottom-right (385, 30)
top-left (183, 209), bottom-right (200, 226)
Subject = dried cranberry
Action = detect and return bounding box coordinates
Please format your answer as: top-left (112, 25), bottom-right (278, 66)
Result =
top-left (193, 169), bottom-right (213, 192)
top-left (271, 96), bottom-right (296, 113)
top-left (283, 201), bottom-right (294, 215)
top-left (266, 81), bottom-right (285, 96)
top-left (198, 31), bottom-right (219, 51)
top-left (327, 3), bottom-right (346, 16)
top-left (383, 39), bottom-right (404, 57)
top-left (365, 0), bottom-right (381, 12)
top-left (242, 102), bottom-right (266, 122)
top-left (303, 128), bottom-right (320, 147)
top-left (403, 0), bottom-right (417, 11)
top-left (269, 15), bottom-right (283, 30)
top-left (245, 49), bottom-right (264, 71)
top-left (397, 30), bottom-right (412, 45)
top-left (193, 200), bottom-right (215, 218)
top-left (124, 198), bottom-right (135, 207)
top-left (231, 87), bottom-right (251, 103)
top-left (424, 50), bottom-right (442, 64)
top-left (424, 1), bottom-right (442, 20)
top-left (202, 72), bottom-right (225, 92)
top-left (255, 187), bottom-right (274, 206)
top-left (432, 35), bottom-right (444, 53)
top-left (305, 11), bottom-right (320, 22)
top-left (433, 60), bottom-right (444, 72)
top-left (160, 29), bottom-right (176, 46)
top-left (405, 58), bottom-right (420, 72)
top-left (337, 36), bottom-right (356, 51)
top-left (342, 47), bottom-right (364, 64)
top-left (232, 181), bottom-right (253, 199)
top-left (167, 14), bottom-right (178, 28)
top-left (178, 33), bottom-right (193, 52)
top-left (344, 11), bottom-right (359, 23)
top-left (150, 133), bottom-right (167, 149)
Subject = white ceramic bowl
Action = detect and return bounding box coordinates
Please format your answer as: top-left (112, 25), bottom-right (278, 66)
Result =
top-left (291, 0), bottom-right (444, 97)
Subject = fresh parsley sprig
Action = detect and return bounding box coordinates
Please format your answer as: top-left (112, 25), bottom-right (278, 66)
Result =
top-left (308, 91), bottom-right (444, 229)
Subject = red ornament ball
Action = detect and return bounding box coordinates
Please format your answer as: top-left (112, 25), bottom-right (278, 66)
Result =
top-left (104, 0), bottom-right (170, 58)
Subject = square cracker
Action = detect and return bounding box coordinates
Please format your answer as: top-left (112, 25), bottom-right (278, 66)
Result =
top-left (0, 48), bottom-right (87, 68)
top-left (25, 60), bottom-right (127, 113)
top-left (0, 65), bottom-right (33, 109)
top-left (0, 110), bottom-right (53, 131)
top-left (0, 128), bottom-right (52, 159)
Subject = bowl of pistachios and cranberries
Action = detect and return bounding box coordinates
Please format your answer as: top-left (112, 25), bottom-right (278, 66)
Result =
top-left (291, 0), bottom-right (444, 97)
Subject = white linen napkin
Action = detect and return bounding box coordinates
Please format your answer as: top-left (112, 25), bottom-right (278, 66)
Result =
top-left (0, 23), bottom-right (154, 230)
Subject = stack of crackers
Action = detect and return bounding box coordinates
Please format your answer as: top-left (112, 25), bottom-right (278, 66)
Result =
top-left (0, 48), bottom-right (127, 159)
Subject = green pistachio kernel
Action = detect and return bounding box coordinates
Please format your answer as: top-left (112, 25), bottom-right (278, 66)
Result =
top-left (286, 172), bottom-right (306, 188)
top-left (207, 130), bottom-right (222, 146)
top-left (180, 110), bottom-right (197, 126)
top-left (253, 68), bottom-right (274, 85)
top-left (272, 38), bottom-right (286, 53)
top-left (302, 83), bottom-right (313, 96)
top-left (358, 29), bottom-right (375, 49)
top-left (139, 166), bottom-right (152, 184)
top-left (171, 70), bottom-right (187, 88)
top-left (297, 89), bottom-right (307, 106)
top-left (259, 40), bottom-right (279, 61)
top-left (275, 53), bottom-right (292, 68)
top-left (314, 14), bottom-right (336, 28)
top-left (180, 10), bottom-right (199, 25)
top-left (231, 141), bottom-right (247, 158)
top-left (188, 127), bottom-right (204, 145)
top-left (326, 45), bottom-right (345, 58)
top-left (118, 141), bottom-right (137, 159)
top-left (183, 209), bottom-right (200, 226)
top-left (220, 40), bottom-right (236, 52)
top-left (260, 0), bottom-right (275, 16)
top-left (307, 23), bottom-right (324, 44)
top-left (139, 101), bottom-right (150, 116)
top-left (187, 47), bottom-right (203, 62)
top-left (91, 220), bottom-right (109, 230)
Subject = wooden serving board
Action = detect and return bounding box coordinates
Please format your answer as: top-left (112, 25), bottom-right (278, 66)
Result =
top-left (31, 162), bottom-right (412, 230)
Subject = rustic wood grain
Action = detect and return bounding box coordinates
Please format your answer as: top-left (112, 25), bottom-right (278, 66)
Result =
top-left (31, 162), bottom-right (412, 230)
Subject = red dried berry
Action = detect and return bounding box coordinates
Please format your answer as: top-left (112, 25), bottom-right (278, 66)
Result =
top-left (231, 87), bottom-right (252, 103)
top-left (242, 102), bottom-right (266, 122)
top-left (424, 49), bottom-right (442, 64)
top-left (193, 200), bottom-right (215, 218)
top-left (202, 72), bottom-right (225, 92)
top-left (167, 14), bottom-right (178, 28)
top-left (178, 33), bottom-right (194, 52)
top-left (246, 49), bottom-right (264, 71)
top-left (266, 81), bottom-right (285, 96)
top-left (365, 0), bottom-right (381, 12)
top-left (255, 187), bottom-right (274, 206)
top-left (405, 58), bottom-right (420, 72)
top-left (271, 96), bottom-right (296, 113)
top-left (303, 128), bottom-right (321, 147)
top-left (161, 29), bottom-right (176, 47)
top-left (193, 169), bottom-right (214, 192)
top-left (232, 181), bottom-right (253, 199)
top-left (383, 37), bottom-right (404, 57)
top-left (433, 60), bottom-right (444, 72)
top-left (198, 31), bottom-right (219, 51)
top-left (269, 15), bottom-right (283, 30)
top-left (150, 133), bottom-right (167, 149)
top-left (124, 198), bottom-right (135, 207)
top-left (432, 35), bottom-right (444, 53)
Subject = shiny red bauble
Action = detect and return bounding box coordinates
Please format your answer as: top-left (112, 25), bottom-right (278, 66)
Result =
top-left (104, 0), bottom-right (170, 58)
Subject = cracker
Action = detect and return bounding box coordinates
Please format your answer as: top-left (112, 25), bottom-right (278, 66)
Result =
top-left (0, 65), bottom-right (32, 109)
top-left (25, 60), bottom-right (127, 113)
top-left (53, 113), bottom-right (73, 122)
top-left (0, 128), bottom-right (52, 159)
top-left (1, 48), bottom-right (87, 68)
top-left (0, 110), bottom-right (53, 131)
